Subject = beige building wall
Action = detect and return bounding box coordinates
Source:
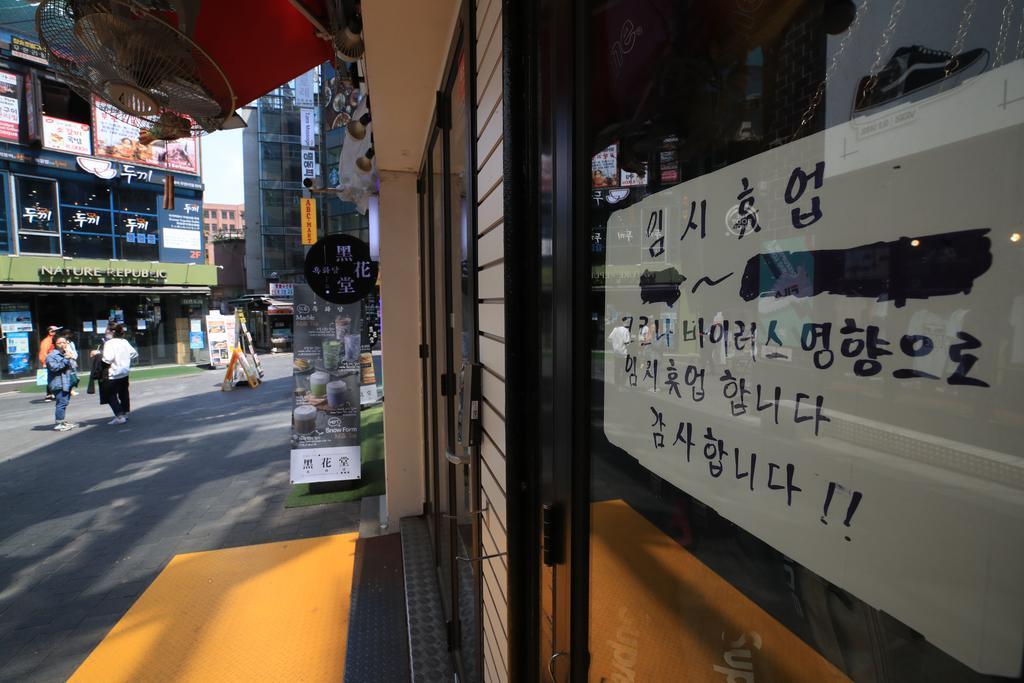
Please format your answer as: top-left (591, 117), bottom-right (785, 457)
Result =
top-left (474, 0), bottom-right (508, 680)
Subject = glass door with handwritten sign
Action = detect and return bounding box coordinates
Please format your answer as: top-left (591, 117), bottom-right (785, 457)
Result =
top-left (586, 1), bottom-right (1024, 681)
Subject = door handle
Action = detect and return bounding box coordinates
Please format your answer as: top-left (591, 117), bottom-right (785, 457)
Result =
top-left (455, 551), bottom-right (506, 563)
top-left (443, 503), bottom-right (489, 521)
top-left (547, 651), bottom-right (567, 682)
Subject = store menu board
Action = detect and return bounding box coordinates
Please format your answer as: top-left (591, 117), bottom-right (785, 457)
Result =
top-left (600, 60), bottom-right (1024, 677)
top-left (158, 195), bottom-right (203, 263)
top-left (0, 70), bottom-right (19, 142)
top-left (91, 98), bottom-right (200, 175)
top-left (205, 313), bottom-right (236, 367)
top-left (42, 116), bottom-right (91, 155)
top-left (290, 284), bottom-right (362, 484)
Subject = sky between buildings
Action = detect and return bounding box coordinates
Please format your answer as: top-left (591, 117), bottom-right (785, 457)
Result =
top-left (200, 129), bottom-right (244, 205)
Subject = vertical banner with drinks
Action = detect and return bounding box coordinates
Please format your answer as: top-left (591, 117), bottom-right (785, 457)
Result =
top-left (290, 283), bottom-right (362, 484)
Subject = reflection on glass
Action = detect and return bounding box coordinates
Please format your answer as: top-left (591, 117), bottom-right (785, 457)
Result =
top-left (588, 2), bottom-right (1024, 681)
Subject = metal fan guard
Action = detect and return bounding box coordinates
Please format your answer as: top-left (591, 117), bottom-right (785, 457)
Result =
top-left (35, 0), bottom-right (236, 135)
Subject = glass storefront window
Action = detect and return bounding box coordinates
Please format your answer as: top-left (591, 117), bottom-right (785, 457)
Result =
top-left (15, 176), bottom-right (60, 255)
top-left (586, 2), bottom-right (1024, 683)
top-left (61, 231), bottom-right (112, 259)
top-left (115, 187), bottom-right (159, 214)
top-left (115, 212), bottom-right (159, 261)
top-left (59, 178), bottom-right (111, 209)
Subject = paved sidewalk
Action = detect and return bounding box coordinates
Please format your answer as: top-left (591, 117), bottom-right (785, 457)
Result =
top-left (0, 353), bottom-right (360, 682)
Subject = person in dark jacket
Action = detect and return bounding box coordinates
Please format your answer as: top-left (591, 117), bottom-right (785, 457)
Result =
top-left (45, 334), bottom-right (77, 431)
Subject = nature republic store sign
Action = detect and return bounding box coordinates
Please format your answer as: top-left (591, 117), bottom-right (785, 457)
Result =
top-left (0, 255), bottom-right (216, 287)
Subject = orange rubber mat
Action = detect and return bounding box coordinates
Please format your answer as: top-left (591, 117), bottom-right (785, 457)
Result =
top-left (70, 533), bottom-right (357, 683)
top-left (589, 500), bottom-right (850, 682)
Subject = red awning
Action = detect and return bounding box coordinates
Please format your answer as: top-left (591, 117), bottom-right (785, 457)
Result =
top-left (190, 1), bottom-right (334, 110)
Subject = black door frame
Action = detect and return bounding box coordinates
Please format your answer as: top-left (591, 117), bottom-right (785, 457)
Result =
top-left (504, 0), bottom-right (591, 679)
top-left (416, 0), bottom-right (483, 676)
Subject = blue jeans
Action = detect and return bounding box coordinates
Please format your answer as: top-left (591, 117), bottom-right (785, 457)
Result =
top-left (54, 390), bottom-right (70, 422)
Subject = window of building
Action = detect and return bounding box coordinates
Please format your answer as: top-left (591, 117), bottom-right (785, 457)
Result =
top-left (227, 210), bottom-right (235, 219)
top-left (261, 189), bottom-right (300, 228)
top-left (60, 178), bottom-right (111, 209)
top-left (14, 175), bottom-right (60, 255)
top-left (60, 184), bottom-right (114, 259)
top-left (115, 187), bottom-right (158, 214)
top-left (39, 77), bottom-right (91, 125)
top-left (115, 212), bottom-right (158, 261)
top-left (260, 142), bottom-right (302, 180)
top-left (262, 234), bottom-right (304, 272)
top-left (220, 209), bottom-right (228, 218)
top-left (113, 188), bottom-right (159, 261)
top-left (0, 174), bottom-right (9, 254)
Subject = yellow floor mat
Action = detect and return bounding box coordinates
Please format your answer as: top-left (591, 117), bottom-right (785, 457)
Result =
top-left (70, 533), bottom-right (357, 683)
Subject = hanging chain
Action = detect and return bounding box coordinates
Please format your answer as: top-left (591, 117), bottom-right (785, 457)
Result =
top-left (791, 0), bottom-right (871, 140)
top-left (859, 0), bottom-right (906, 106)
top-left (994, 0), bottom-right (1014, 67)
top-left (947, 0), bottom-right (977, 76)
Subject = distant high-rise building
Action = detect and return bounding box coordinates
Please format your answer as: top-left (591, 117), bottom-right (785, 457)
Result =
top-left (242, 71), bottom-right (318, 293)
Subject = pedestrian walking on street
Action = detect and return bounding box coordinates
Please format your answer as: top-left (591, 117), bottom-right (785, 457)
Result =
top-left (59, 328), bottom-right (81, 397)
top-left (38, 325), bottom-right (59, 401)
top-left (45, 333), bottom-right (78, 431)
top-left (95, 324), bottom-right (138, 425)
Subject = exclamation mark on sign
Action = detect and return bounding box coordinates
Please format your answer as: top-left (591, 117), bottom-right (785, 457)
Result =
top-left (821, 483), bottom-right (864, 542)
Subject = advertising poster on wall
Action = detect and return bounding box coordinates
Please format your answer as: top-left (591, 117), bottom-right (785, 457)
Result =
top-left (205, 313), bottom-right (236, 367)
top-left (290, 283), bottom-right (362, 484)
top-left (0, 70), bottom-right (20, 142)
top-left (158, 195), bottom-right (203, 263)
top-left (1, 303), bottom-right (33, 376)
top-left (42, 116), bottom-right (91, 154)
top-left (91, 99), bottom-right (200, 175)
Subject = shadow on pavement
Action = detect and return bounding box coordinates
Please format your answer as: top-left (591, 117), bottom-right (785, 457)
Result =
top-left (0, 367), bottom-right (362, 682)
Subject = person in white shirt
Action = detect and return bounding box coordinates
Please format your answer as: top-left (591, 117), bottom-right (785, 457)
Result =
top-left (96, 324), bottom-right (139, 425)
top-left (608, 322), bottom-right (632, 385)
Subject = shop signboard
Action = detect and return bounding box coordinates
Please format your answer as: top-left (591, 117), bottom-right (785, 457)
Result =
top-left (41, 116), bottom-right (91, 155)
top-left (10, 36), bottom-right (47, 65)
top-left (0, 70), bottom-right (20, 142)
top-left (205, 313), bottom-right (235, 367)
top-left (294, 71), bottom-right (315, 108)
top-left (269, 282), bottom-right (294, 299)
top-left (290, 283), bottom-right (362, 484)
top-left (300, 108), bottom-right (315, 148)
top-left (300, 197), bottom-right (317, 245)
top-left (600, 60), bottom-right (1024, 676)
top-left (158, 196), bottom-right (204, 263)
top-left (301, 149), bottom-right (315, 182)
top-left (91, 98), bottom-right (200, 175)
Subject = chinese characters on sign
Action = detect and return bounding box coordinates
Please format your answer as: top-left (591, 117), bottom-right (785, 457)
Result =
top-left (303, 234), bottom-right (378, 305)
top-left (290, 283), bottom-right (362, 484)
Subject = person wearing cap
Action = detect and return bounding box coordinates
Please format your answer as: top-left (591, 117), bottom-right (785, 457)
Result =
top-left (38, 325), bottom-right (59, 401)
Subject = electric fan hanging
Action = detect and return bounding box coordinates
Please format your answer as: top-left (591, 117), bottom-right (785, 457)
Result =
top-left (35, 0), bottom-right (236, 140)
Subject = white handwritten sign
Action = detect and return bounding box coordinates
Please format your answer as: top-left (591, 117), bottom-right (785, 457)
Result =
top-left (602, 61), bottom-right (1024, 677)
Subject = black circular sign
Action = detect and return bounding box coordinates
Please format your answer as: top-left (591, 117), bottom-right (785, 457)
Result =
top-left (303, 234), bottom-right (379, 304)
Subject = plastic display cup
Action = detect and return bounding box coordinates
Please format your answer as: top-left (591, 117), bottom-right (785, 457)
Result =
top-left (326, 379), bottom-right (348, 408)
top-left (310, 371), bottom-right (330, 397)
top-left (293, 405), bottom-right (317, 434)
top-left (323, 340), bottom-right (342, 369)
